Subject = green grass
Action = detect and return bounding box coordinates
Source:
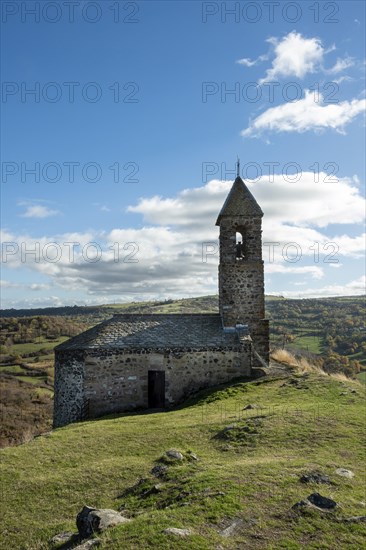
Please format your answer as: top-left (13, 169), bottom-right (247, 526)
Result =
top-left (31, 354), bottom-right (55, 363)
top-left (0, 372), bottom-right (365, 550)
top-left (101, 301), bottom-right (153, 309)
top-left (33, 387), bottom-right (54, 397)
top-left (0, 364), bottom-right (28, 374)
top-left (290, 335), bottom-right (323, 354)
top-left (356, 370), bottom-right (366, 384)
top-left (16, 375), bottom-right (48, 385)
top-left (10, 337), bottom-right (68, 357)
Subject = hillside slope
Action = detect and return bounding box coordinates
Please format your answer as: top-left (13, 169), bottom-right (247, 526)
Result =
top-left (1, 370), bottom-right (365, 549)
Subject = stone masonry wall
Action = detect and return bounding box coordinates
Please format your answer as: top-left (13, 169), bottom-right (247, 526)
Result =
top-left (81, 345), bottom-right (252, 421)
top-left (219, 261), bottom-right (265, 324)
top-left (53, 350), bottom-right (86, 428)
top-left (250, 319), bottom-right (270, 365)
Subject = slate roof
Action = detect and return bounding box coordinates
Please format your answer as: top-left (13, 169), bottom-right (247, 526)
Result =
top-left (55, 314), bottom-right (249, 352)
top-left (216, 176), bottom-right (263, 225)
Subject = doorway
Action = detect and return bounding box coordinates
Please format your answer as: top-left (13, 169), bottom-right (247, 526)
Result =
top-left (148, 370), bottom-right (165, 408)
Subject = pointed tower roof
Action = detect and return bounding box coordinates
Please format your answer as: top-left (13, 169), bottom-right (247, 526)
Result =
top-left (216, 176), bottom-right (263, 225)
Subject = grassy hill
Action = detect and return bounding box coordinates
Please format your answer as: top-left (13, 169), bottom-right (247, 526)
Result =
top-left (1, 369), bottom-right (365, 549)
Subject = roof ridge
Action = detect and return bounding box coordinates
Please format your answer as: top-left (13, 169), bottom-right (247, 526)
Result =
top-left (112, 312), bottom-right (220, 317)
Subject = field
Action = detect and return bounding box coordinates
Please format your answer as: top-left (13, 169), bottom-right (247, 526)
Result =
top-left (288, 333), bottom-right (323, 355)
top-left (10, 337), bottom-right (69, 357)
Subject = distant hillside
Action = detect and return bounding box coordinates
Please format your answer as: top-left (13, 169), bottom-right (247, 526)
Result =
top-left (1, 370), bottom-right (364, 549)
top-left (1, 294), bottom-right (364, 370)
top-left (0, 296), bottom-right (220, 318)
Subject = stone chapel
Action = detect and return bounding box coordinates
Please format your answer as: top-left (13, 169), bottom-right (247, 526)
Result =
top-left (53, 174), bottom-right (269, 428)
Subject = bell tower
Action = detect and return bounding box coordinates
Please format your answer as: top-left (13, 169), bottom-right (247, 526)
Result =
top-left (216, 172), bottom-right (269, 364)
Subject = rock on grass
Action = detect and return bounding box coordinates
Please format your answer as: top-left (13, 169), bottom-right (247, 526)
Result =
top-left (292, 493), bottom-right (337, 511)
top-left (335, 468), bottom-right (354, 478)
top-left (166, 449), bottom-right (184, 460)
top-left (300, 472), bottom-right (331, 484)
top-left (308, 493), bottom-right (337, 509)
top-left (76, 506), bottom-right (131, 539)
top-left (163, 527), bottom-right (192, 536)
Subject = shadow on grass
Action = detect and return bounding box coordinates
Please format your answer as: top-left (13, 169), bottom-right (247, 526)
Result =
top-left (60, 370), bottom-right (287, 431)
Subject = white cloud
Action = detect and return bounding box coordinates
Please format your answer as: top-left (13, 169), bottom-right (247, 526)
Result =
top-left (127, 179), bottom-right (229, 232)
top-left (236, 54), bottom-right (267, 67)
top-left (239, 33), bottom-right (357, 85)
top-left (0, 279), bottom-right (20, 288)
top-left (326, 57), bottom-right (355, 74)
top-left (242, 91), bottom-right (366, 137)
top-left (256, 174), bottom-right (365, 229)
top-left (29, 283), bottom-right (50, 291)
top-left (332, 75), bottom-right (353, 85)
top-left (20, 204), bottom-right (60, 218)
top-left (2, 174), bottom-right (365, 304)
top-left (259, 32), bottom-right (325, 83)
top-left (277, 275), bottom-right (366, 298)
top-left (266, 264), bottom-right (324, 279)
top-left (331, 234), bottom-right (366, 258)
top-left (130, 174), bottom-right (365, 233)
top-left (237, 57), bottom-right (257, 67)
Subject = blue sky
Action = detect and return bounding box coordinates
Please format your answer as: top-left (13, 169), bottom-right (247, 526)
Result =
top-left (1, 0), bottom-right (365, 308)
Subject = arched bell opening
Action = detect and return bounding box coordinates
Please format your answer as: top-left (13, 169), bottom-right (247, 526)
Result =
top-left (235, 227), bottom-right (247, 260)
